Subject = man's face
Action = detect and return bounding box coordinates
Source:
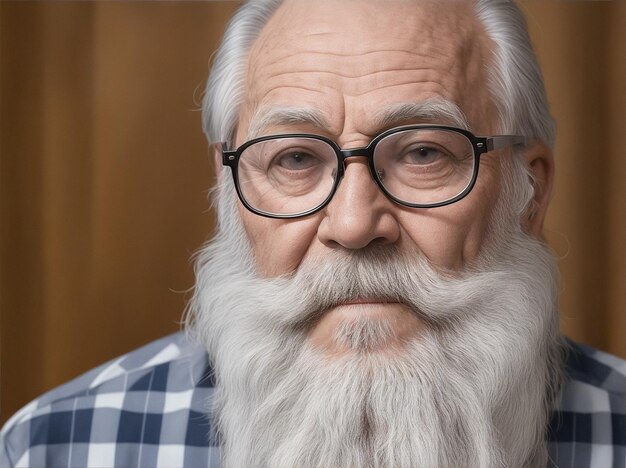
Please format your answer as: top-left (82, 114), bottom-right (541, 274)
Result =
top-left (198, 3), bottom-right (562, 464)
top-left (234, 0), bottom-right (501, 354)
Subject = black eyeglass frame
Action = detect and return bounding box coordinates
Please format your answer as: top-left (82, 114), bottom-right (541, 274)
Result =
top-left (221, 124), bottom-right (526, 219)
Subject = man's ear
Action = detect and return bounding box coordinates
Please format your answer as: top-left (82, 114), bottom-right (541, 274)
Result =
top-left (211, 143), bottom-right (223, 185)
top-left (523, 139), bottom-right (554, 240)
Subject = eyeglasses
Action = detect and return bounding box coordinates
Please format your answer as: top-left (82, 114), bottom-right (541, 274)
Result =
top-left (221, 125), bottom-right (526, 219)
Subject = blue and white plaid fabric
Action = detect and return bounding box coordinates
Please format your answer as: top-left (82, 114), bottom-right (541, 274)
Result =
top-left (1, 332), bottom-right (624, 467)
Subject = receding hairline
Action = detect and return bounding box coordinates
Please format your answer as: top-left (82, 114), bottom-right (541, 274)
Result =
top-left (236, 0), bottom-right (495, 143)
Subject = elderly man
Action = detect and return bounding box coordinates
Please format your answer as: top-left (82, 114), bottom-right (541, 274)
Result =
top-left (2, 0), bottom-right (625, 467)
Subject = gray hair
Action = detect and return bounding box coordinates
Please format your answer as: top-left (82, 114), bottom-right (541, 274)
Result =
top-left (202, 0), bottom-right (555, 149)
top-left (202, 0), bottom-right (283, 147)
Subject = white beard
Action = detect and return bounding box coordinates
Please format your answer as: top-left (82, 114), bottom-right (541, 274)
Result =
top-left (187, 166), bottom-right (565, 468)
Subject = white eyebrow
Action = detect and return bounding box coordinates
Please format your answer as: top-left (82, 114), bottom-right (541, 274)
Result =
top-left (247, 106), bottom-right (331, 140)
top-left (246, 99), bottom-right (470, 141)
top-left (375, 99), bottom-right (470, 130)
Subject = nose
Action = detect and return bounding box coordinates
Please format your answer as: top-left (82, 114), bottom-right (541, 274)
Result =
top-left (318, 159), bottom-right (400, 249)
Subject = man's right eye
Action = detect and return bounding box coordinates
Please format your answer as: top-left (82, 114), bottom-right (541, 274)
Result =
top-left (274, 151), bottom-right (321, 171)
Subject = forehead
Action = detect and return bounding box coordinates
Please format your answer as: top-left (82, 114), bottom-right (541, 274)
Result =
top-left (240, 0), bottom-right (494, 141)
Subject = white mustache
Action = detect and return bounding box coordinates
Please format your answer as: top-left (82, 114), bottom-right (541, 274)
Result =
top-left (264, 245), bottom-right (501, 334)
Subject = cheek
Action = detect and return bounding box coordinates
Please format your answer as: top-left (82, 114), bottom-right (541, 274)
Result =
top-left (239, 204), bottom-right (322, 277)
top-left (399, 172), bottom-right (501, 269)
top-left (399, 207), bottom-right (489, 269)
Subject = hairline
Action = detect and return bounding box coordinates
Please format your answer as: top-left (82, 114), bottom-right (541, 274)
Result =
top-left (203, 0), bottom-right (555, 148)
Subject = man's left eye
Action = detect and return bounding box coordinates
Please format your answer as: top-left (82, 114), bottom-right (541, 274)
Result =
top-left (402, 145), bottom-right (447, 165)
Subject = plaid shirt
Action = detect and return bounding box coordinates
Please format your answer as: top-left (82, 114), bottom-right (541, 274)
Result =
top-left (2, 332), bottom-right (624, 467)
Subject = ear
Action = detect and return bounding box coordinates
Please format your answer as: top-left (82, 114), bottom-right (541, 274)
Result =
top-left (211, 143), bottom-right (223, 185)
top-left (523, 139), bottom-right (554, 240)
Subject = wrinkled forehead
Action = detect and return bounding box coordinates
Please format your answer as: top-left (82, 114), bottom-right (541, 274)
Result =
top-left (243, 0), bottom-right (494, 137)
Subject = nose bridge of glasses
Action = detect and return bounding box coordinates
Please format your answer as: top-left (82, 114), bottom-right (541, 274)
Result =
top-left (341, 148), bottom-right (369, 159)
top-left (339, 147), bottom-right (371, 160)
top-left (334, 147), bottom-right (380, 192)
top-left (335, 147), bottom-right (375, 183)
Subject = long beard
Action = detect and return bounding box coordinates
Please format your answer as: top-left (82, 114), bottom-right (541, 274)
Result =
top-left (187, 171), bottom-right (565, 468)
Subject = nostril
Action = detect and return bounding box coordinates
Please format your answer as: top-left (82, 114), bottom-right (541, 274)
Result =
top-left (370, 236), bottom-right (394, 247)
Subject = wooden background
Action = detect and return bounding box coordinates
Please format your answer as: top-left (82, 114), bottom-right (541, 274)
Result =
top-left (1, 1), bottom-right (625, 425)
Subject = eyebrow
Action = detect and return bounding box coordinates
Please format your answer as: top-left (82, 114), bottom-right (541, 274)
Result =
top-left (375, 99), bottom-right (470, 130)
top-left (247, 106), bottom-right (331, 140)
top-left (246, 99), bottom-right (470, 141)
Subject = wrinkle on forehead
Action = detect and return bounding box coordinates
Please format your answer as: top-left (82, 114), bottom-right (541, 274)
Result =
top-left (240, 0), bottom-right (495, 140)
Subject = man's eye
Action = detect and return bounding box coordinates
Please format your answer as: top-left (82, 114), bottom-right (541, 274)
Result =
top-left (275, 151), bottom-right (320, 171)
top-left (402, 145), bottom-right (448, 165)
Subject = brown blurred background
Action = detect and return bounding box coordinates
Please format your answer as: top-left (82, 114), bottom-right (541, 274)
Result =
top-left (1, 1), bottom-right (624, 425)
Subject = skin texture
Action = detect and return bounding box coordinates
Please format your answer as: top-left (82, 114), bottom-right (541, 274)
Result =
top-left (224, 0), bottom-right (554, 354)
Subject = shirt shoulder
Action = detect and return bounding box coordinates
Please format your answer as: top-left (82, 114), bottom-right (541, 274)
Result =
top-left (0, 332), bottom-right (221, 468)
top-left (548, 339), bottom-right (626, 467)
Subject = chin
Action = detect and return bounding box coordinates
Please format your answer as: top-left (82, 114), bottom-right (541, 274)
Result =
top-left (309, 302), bottom-right (424, 357)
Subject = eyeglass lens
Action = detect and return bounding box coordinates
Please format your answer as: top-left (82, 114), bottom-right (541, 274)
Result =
top-left (236, 129), bottom-right (476, 216)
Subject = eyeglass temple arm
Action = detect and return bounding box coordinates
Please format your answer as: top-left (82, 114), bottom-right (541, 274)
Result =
top-left (486, 135), bottom-right (527, 152)
top-left (214, 142), bottom-right (237, 165)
